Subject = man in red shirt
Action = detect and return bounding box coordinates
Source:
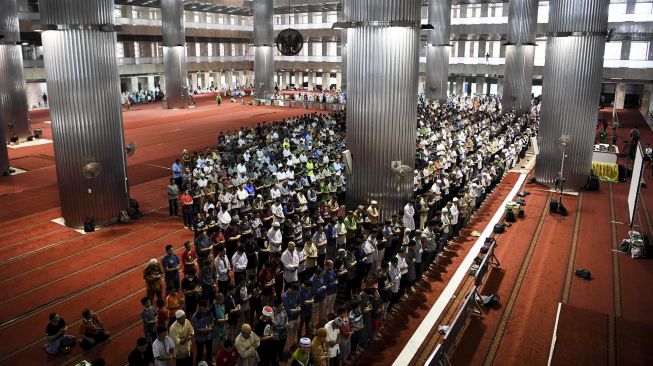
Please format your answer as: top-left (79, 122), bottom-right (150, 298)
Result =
top-left (214, 339), bottom-right (239, 366)
top-left (181, 190), bottom-right (194, 229)
top-left (258, 261), bottom-right (276, 308)
top-left (181, 241), bottom-right (197, 275)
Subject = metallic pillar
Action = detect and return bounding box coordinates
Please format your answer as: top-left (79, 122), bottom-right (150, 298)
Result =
top-left (40, 0), bottom-right (129, 228)
top-left (253, 0), bottom-right (274, 99)
top-left (0, 0), bottom-right (30, 143)
top-left (425, 0), bottom-right (451, 102)
top-left (535, 0), bottom-right (609, 189)
top-left (338, 9), bottom-right (348, 92)
top-left (344, 0), bottom-right (420, 219)
top-left (503, 0), bottom-right (538, 114)
top-left (161, 0), bottom-right (188, 109)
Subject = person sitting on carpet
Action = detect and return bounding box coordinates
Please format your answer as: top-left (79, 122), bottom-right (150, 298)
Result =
top-left (79, 308), bottom-right (110, 350)
top-left (45, 312), bottom-right (76, 355)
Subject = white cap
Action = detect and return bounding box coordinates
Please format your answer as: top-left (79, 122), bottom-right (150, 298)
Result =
top-left (442, 208), bottom-right (449, 213)
top-left (453, 197), bottom-right (459, 202)
top-left (175, 310), bottom-right (185, 319)
top-left (262, 306), bottom-right (274, 317)
top-left (371, 200), bottom-right (378, 205)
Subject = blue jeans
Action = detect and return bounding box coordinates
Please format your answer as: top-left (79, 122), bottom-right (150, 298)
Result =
top-left (45, 335), bottom-right (75, 355)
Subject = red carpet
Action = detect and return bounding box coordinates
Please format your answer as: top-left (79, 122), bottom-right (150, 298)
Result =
top-left (0, 98), bottom-right (318, 366)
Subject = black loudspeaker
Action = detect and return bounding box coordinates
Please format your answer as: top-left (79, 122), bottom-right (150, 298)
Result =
top-left (506, 210), bottom-right (516, 222)
top-left (84, 218), bottom-right (95, 232)
top-left (550, 199), bottom-right (559, 212)
top-left (586, 175), bottom-right (600, 191)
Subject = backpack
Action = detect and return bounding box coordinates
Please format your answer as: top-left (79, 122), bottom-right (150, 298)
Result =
top-left (118, 210), bottom-right (131, 224)
top-left (574, 268), bottom-right (592, 280)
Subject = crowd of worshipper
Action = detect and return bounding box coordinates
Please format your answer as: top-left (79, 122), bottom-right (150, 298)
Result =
top-left (43, 98), bottom-right (538, 366)
top-left (271, 92), bottom-right (346, 105)
top-left (121, 89), bottom-right (165, 107)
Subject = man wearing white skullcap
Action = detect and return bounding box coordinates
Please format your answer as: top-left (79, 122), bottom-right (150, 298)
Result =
top-left (169, 309), bottom-right (194, 366)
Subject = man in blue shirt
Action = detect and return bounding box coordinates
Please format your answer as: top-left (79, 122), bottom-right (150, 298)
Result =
top-left (162, 244), bottom-right (180, 294)
top-left (298, 280), bottom-right (314, 339)
top-left (310, 267), bottom-right (327, 325)
top-left (172, 159), bottom-right (183, 188)
top-left (281, 283), bottom-right (302, 349)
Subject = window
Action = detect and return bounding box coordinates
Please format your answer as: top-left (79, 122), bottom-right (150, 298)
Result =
top-left (219, 43), bottom-right (225, 56)
top-left (465, 41), bottom-right (479, 58)
top-left (452, 5), bottom-right (461, 18)
top-left (299, 13), bottom-right (308, 24)
top-left (313, 43), bottom-right (322, 57)
top-left (313, 13), bottom-right (323, 23)
top-left (467, 5), bottom-right (481, 18)
top-left (327, 42), bottom-right (337, 56)
top-left (134, 42), bottom-right (140, 58)
top-left (114, 7), bottom-right (122, 19)
top-left (326, 11), bottom-right (337, 23)
top-left (609, 3), bottom-right (627, 16)
top-left (492, 41), bottom-right (501, 57)
top-left (194, 13), bottom-right (200, 23)
top-left (538, 2), bottom-right (549, 23)
top-left (195, 43), bottom-right (201, 57)
top-left (490, 4), bottom-right (503, 18)
top-left (603, 42), bottom-right (622, 60)
top-left (218, 15), bottom-right (224, 24)
top-left (116, 42), bottom-right (124, 58)
top-left (629, 42), bottom-right (649, 61)
top-left (634, 2), bottom-right (653, 15)
top-left (131, 9), bottom-right (139, 19)
top-left (231, 44), bottom-right (237, 56)
top-left (274, 15), bottom-right (283, 25)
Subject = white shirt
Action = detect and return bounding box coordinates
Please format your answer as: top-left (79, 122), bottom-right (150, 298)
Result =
top-left (449, 204), bottom-right (459, 225)
top-left (397, 255), bottom-right (408, 275)
top-left (215, 254), bottom-right (231, 282)
top-left (152, 336), bottom-right (175, 366)
top-left (325, 321), bottom-right (340, 357)
top-left (232, 251), bottom-right (248, 271)
top-left (281, 249), bottom-right (300, 282)
top-left (271, 203), bottom-right (285, 224)
top-left (267, 228), bottom-right (283, 251)
top-left (403, 204), bottom-right (415, 231)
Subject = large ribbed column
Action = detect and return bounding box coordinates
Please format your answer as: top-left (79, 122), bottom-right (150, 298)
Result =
top-left (0, 0), bottom-right (30, 145)
top-left (253, 0), bottom-right (274, 100)
top-left (40, 0), bottom-right (129, 228)
top-left (425, 0), bottom-right (451, 102)
top-left (535, 0), bottom-right (609, 189)
top-left (344, 0), bottom-right (420, 218)
top-left (161, 0), bottom-right (188, 109)
top-left (338, 9), bottom-right (348, 92)
top-left (503, 0), bottom-right (538, 114)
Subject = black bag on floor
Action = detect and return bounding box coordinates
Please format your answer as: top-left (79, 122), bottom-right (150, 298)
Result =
top-left (84, 218), bottom-right (95, 232)
top-left (574, 268), bottom-right (592, 280)
top-left (494, 224), bottom-right (505, 233)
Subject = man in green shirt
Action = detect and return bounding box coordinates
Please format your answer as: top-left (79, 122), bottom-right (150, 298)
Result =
top-left (344, 212), bottom-right (357, 240)
top-left (291, 337), bottom-right (312, 365)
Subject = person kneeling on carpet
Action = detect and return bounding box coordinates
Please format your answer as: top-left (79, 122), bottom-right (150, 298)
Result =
top-left (79, 308), bottom-right (110, 350)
